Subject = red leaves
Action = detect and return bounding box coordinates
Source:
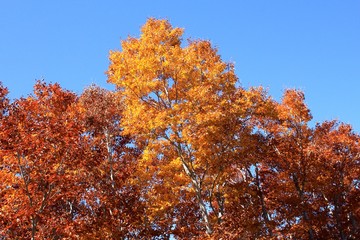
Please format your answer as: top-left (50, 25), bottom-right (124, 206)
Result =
top-left (0, 19), bottom-right (359, 239)
top-left (0, 81), bottom-right (84, 239)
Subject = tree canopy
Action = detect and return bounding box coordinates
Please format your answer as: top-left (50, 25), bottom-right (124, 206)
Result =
top-left (1, 19), bottom-right (359, 239)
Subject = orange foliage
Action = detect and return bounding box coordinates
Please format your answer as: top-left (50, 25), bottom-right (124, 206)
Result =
top-left (0, 19), bottom-right (359, 239)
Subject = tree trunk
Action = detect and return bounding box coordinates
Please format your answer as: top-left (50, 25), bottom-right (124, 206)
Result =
top-left (254, 166), bottom-right (272, 237)
top-left (31, 216), bottom-right (37, 240)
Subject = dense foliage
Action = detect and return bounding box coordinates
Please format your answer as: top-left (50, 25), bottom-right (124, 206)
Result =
top-left (1, 19), bottom-right (359, 239)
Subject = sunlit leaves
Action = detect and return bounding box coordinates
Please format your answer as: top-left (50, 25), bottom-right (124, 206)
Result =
top-left (0, 18), bottom-right (359, 239)
top-left (107, 18), bottom-right (282, 237)
top-left (0, 81), bottom-right (83, 239)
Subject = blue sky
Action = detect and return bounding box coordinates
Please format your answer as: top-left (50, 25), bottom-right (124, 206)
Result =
top-left (1, 1), bottom-right (359, 131)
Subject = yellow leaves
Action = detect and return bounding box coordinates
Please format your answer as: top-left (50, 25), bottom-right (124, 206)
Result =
top-left (140, 147), bottom-right (156, 166)
top-left (140, 18), bottom-right (183, 47)
top-left (169, 156), bottom-right (182, 169)
top-left (157, 157), bottom-right (182, 178)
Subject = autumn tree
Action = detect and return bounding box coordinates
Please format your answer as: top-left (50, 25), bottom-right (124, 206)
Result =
top-left (0, 82), bottom-right (146, 239)
top-left (107, 18), bottom-right (275, 237)
top-left (0, 81), bottom-right (85, 239)
top-left (254, 89), bottom-right (318, 239)
top-left (75, 85), bottom-right (145, 238)
top-left (309, 121), bottom-right (360, 239)
top-left (246, 90), bottom-right (360, 239)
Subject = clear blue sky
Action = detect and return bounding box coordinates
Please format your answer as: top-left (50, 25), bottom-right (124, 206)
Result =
top-left (1, 1), bottom-right (359, 131)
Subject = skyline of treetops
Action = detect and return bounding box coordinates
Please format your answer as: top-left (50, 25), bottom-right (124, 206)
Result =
top-left (0, 18), bottom-right (359, 239)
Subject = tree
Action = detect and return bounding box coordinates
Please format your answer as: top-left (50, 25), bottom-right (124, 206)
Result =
top-left (75, 85), bottom-right (144, 238)
top-left (258, 89), bottom-right (317, 239)
top-left (309, 121), bottom-right (360, 239)
top-left (107, 18), bottom-right (274, 237)
top-left (250, 90), bottom-right (360, 239)
top-left (0, 81), bottom-right (84, 239)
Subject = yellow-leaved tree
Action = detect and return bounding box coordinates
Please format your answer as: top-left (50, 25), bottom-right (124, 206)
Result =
top-left (107, 18), bottom-right (271, 236)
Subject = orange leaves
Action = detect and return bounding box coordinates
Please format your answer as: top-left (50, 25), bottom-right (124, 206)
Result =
top-left (0, 82), bottom-right (9, 120)
top-left (106, 18), bottom-right (277, 237)
top-left (0, 18), bottom-right (359, 239)
top-left (278, 89), bottom-right (312, 124)
top-left (0, 81), bottom-right (85, 239)
top-left (140, 18), bottom-right (183, 47)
